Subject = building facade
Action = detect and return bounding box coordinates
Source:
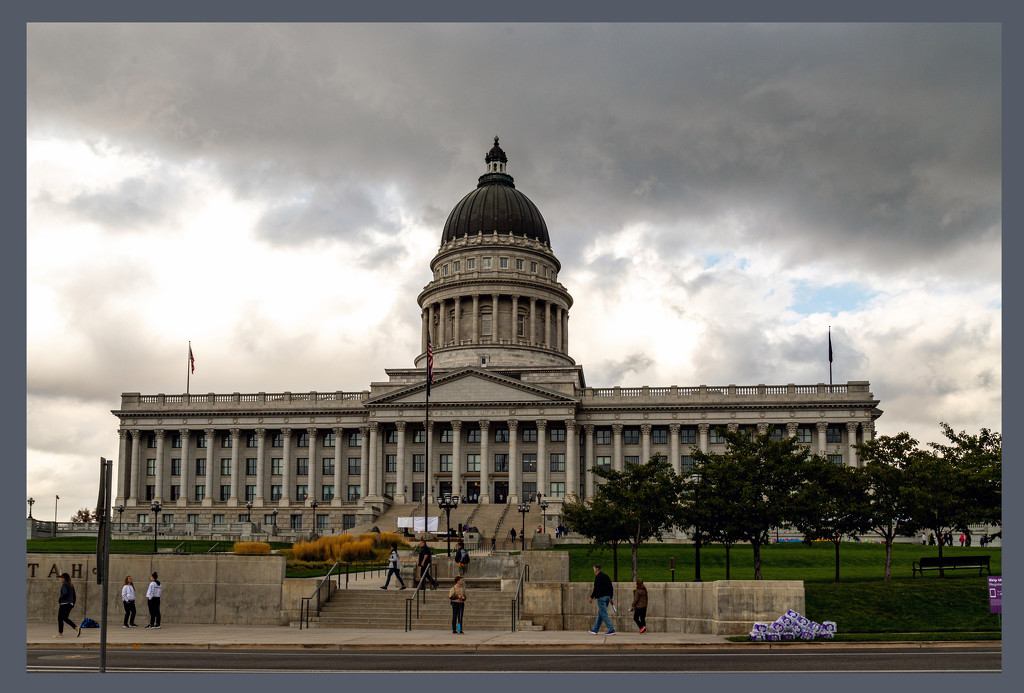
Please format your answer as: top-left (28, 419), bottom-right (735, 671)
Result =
top-left (112, 137), bottom-right (882, 533)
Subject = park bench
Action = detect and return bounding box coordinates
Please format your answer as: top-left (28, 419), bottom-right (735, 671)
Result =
top-left (912, 555), bottom-right (991, 577)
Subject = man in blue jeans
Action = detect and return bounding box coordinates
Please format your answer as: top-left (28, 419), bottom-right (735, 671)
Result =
top-left (588, 564), bottom-right (616, 635)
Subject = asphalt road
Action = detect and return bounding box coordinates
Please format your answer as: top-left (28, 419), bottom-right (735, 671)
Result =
top-left (27, 645), bottom-right (1002, 673)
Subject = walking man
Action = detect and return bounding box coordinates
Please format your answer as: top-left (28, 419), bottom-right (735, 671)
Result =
top-left (417, 539), bottom-right (437, 590)
top-left (588, 564), bottom-right (616, 635)
top-left (381, 543), bottom-right (407, 590)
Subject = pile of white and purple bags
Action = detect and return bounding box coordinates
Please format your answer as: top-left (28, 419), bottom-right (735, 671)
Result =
top-left (750, 609), bottom-right (836, 641)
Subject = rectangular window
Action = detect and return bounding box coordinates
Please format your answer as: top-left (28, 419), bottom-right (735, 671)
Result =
top-left (349, 432), bottom-right (362, 447)
top-left (264, 513), bottom-right (277, 526)
top-left (494, 454), bottom-right (509, 472)
top-left (290, 514), bottom-right (302, 530)
top-left (146, 459), bottom-right (156, 476)
top-left (439, 454), bottom-right (452, 472)
top-left (521, 454), bottom-right (537, 472)
top-left (412, 482), bottom-right (424, 502)
top-left (137, 514), bottom-right (149, 524)
top-left (521, 482), bottom-right (537, 500)
top-left (413, 454), bottom-right (425, 472)
top-left (297, 432), bottom-right (309, 447)
top-left (771, 426), bottom-right (784, 442)
top-left (222, 433), bottom-right (232, 448)
top-left (171, 458), bottom-right (181, 476)
top-left (271, 458), bottom-right (283, 475)
top-left (245, 485), bottom-right (255, 502)
top-left (196, 433), bottom-right (207, 449)
top-left (385, 429), bottom-right (397, 444)
top-left (171, 433), bottom-right (182, 449)
top-left (549, 482), bottom-right (566, 498)
top-left (494, 427), bottom-right (510, 443)
top-left (443, 264), bottom-right (450, 276)
top-left (342, 514), bottom-right (356, 530)
top-left (187, 513), bottom-right (199, 523)
top-left (147, 434), bottom-right (157, 449)
top-left (322, 485), bottom-right (335, 501)
top-left (466, 454), bottom-right (481, 472)
top-left (161, 513), bottom-right (174, 524)
top-left (550, 453), bottom-right (565, 472)
top-left (323, 432), bottom-right (335, 447)
top-left (710, 429), bottom-right (726, 445)
top-left (596, 429), bottom-right (611, 445)
top-left (271, 433), bottom-right (283, 447)
top-left (246, 458), bottom-right (257, 475)
top-left (827, 454), bottom-right (843, 466)
top-left (481, 313), bottom-right (492, 335)
top-left (530, 261), bottom-right (537, 273)
top-left (467, 258), bottom-right (476, 270)
top-left (296, 458), bottom-right (309, 476)
top-left (515, 258), bottom-right (524, 270)
top-left (652, 428), bottom-right (668, 445)
top-left (596, 456), bottom-right (611, 471)
top-left (348, 458), bottom-right (361, 475)
top-left (220, 485), bottom-right (230, 501)
top-left (681, 456), bottom-right (694, 475)
top-left (625, 455), bottom-right (640, 465)
top-left (384, 482), bottom-right (396, 498)
top-left (409, 429), bottom-right (423, 443)
top-left (826, 425), bottom-right (843, 444)
top-left (522, 428), bottom-right (537, 443)
top-left (270, 485), bottom-right (282, 501)
top-left (680, 427), bottom-right (697, 445)
top-left (385, 454), bottom-right (397, 472)
top-left (213, 514), bottom-right (225, 525)
top-left (348, 485), bottom-right (361, 501)
top-left (499, 256), bottom-right (509, 269)
top-left (466, 428), bottom-right (481, 443)
top-left (549, 427), bottom-right (566, 443)
top-left (295, 484), bottom-right (308, 501)
top-left (623, 428), bottom-right (640, 445)
top-left (322, 458), bottom-right (335, 476)
top-left (440, 429), bottom-right (453, 443)
top-left (482, 257), bottom-right (492, 269)
top-left (169, 485), bottom-right (180, 501)
top-left (221, 458), bottom-right (231, 476)
top-left (239, 513), bottom-right (250, 523)
top-left (246, 433), bottom-right (258, 448)
top-left (194, 485), bottom-right (205, 501)
top-left (453, 260), bottom-right (461, 272)
top-left (797, 426), bottom-right (813, 444)
top-left (316, 514), bottom-right (330, 530)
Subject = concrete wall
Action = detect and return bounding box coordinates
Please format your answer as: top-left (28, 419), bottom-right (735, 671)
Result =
top-left (28, 553), bottom-right (286, 626)
top-left (427, 550), bottom-right (569, 582)
top-left (522, 580), bottom-right (804, 635)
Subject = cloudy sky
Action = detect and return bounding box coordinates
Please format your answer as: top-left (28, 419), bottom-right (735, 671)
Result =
top-left (25, 23), bottom-right (1000, 520)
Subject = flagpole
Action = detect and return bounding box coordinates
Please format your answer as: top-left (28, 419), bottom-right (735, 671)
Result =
top-left (828, 326), bottom-right (833, 386)
top-left (423, 333), bottom-right (432, 541)
top-left (187, 341), bottom-right (191, 396)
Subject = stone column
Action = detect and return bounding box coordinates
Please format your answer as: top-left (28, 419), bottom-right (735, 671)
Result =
top-left (203, 428), bottom-right (217, 507)
top-left (561, 308), bottom-right (569, 352)
top-left (421, 308), bottom-right (429, 354)
top-left (367, 422), bottom-right (379, 497)
top-left (154, 429), bottom-right (166, 502)
top-left (255, 428), bottom-right (267, 505)
top-left (332, 427), bottom-right (344, 506)
top-left (280, 428), bottom-right (292, 506)
top-left (178, 429), bottom-right (191, 507)
top-left (395, 421), bottom-right (408, 503)
top-left (817, 422), bottom-right (829, 456)
top-left (757, 422), bottom-right (769, 436)
top-left (668, 424), bottom-right (681, 476)
top-left (479, 420), bottom-right (491, 504)
top-left (507, 420), bottom-right (520, 504)
top-left (129, 429), bottom-right (141, 504)
top-left (428, 303), bottom-right (436, 344)
top-left (641, 423), bottom-right (652, 463)
top-left (565, 420), bottom-right (579, 499)
top-left (510, 295), bottom-right (519, 342)
top-left (612, 424), bottom-right (623, 472)
top-left (308, 427), bottom-right (320, 502)
top-left (358, 425), bottom-right (369, 502)
top-left (555, 306), bottom-right (562, 354)
top-left (584, 424), bottom-right (595, 497)
top-left (698, 423), bottom-right (710, 453)
top-left (438, 299), bottom-right (447, 346)
top-left (453, 297), bottom-right (461, 344)
top-left (529, 298), bottom-right (537, 345)
top-left (471, 294), bottom-right (480, 344)
top-left (536, 420), bottom-right (548, 500)
top-left (787, 422), bottom-right (799, 439)
top-left (116, 429), bottom-right (129, 506)
top-left (451, 420), bottom-right (463, 499)
top-left (229, 428), bottom-right (241, 505)
top-left (491, 293), bottom-right (500, 342)
top-left (543, 301), bottom-right (552, 347)
top-left (847, 422), bottom-right (860, 467)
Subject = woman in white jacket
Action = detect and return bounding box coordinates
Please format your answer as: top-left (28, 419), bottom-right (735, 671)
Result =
top-left (145, 572), bottom-right (162, 629)
top-left (121, 575), bottom-right (137, 628)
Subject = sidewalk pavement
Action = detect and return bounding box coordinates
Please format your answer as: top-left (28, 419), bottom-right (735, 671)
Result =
top-left (27, 622), bottom-right (732, 651)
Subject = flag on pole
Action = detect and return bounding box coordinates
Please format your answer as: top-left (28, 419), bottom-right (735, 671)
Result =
top-left (189, 343), bottom-right (195, 374)
top-left (828, 327), bottom-right (833, 363)
top-left (426, 334), bottom-right (433, 396)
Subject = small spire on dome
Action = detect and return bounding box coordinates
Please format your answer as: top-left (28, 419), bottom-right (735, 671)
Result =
top-left (485, 136), bottom-right (508, 167)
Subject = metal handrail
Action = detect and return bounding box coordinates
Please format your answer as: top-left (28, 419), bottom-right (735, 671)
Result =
top-left (299, 562), bottom-right (342, 629)
top-left (510, 563), bottom-right (530, 632)
top-left (403, 564), bottom-right (437, 631)
top-left (343, 560), bottom-right (388, 588)
top-left (205, 542), bottom-right (222, 553)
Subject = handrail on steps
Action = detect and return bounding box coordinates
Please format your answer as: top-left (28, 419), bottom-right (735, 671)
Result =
top-left (510, 563), bottom-right (530, 632)
top-left (403, 564), bottom-right (437, 632)
top-left (299, 562), bottom-right (343, 629)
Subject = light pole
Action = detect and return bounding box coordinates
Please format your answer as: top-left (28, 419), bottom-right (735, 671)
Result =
top-left (27, 497), bottom-right (34, 518)
top-left (517, 501), bottom-right (530, 552)
top-left (116, 504), bottom-right (125, 532)
top-left (538, 494), bottom-right (549, 534)
top-left (436, 492), bottom-right (459, 556)
top-left (54, 494), bottom-right (59, 536)
top-left (310, 500), bottom-right (319, 539)
top-left (245, 500), bottom-right (253, 523)
top-left (150, 500), bottom-right (162, 554)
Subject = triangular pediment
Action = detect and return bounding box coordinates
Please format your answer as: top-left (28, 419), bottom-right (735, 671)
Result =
top-left (368, 368), bottom-right (576, 407)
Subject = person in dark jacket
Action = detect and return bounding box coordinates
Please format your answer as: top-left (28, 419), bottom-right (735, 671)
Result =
top-left (417, 540), bottom-right (437, 589)
top-left (454, 541), bottom-right (471, 576)
top-left (587, 564), bottom-right (616, 634)
top-left (55, 573), bottom-right (78, 637)
top-left (630, 578), bottom-right (649, 633)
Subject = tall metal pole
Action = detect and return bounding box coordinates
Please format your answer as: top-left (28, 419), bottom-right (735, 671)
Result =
top-left (97, 458), bottom-right (112, 672)
top-left (423, 332), bottom-right (432, 539)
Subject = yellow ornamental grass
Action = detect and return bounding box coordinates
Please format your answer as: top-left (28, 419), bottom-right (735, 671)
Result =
top-left (339, 538), bottom-right (375, 562)
top-left (233, 542), bottom-right (271, 555)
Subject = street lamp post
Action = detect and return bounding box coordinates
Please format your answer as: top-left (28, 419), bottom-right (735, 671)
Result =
top-left (150, 500), bottom-right (162, 554)
top-left (538, 494), bottom-right (549, 534)
top-left (245, 500), bottom-right (253, 522)
top-left (116, 504), bottom-right (125, 532)
top-left (436, 492), bottom-right (459, 556)
top-left (517, 501), bottom-right (530, 552)
top-left (27, 497), bottom-right (34, 518)
top-left (54, 495), bottom-right (59, 536)
top-left (310, 500), bottom-right (319, 539)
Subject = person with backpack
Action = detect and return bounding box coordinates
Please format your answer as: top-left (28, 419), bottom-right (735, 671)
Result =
top-left (454, 541), bottom-right (470, 576)
top-left (381, 543), bottom-right (407, 590)
top-left (55, 572), bottom-right (78, 638)
top-left (146, 572), bottom-right (162, 628)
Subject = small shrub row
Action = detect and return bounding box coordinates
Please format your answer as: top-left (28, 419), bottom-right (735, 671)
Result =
top-left (290, 532), bottom-right (408, 563)
top-left (233, 542), bottom-right (271, 555)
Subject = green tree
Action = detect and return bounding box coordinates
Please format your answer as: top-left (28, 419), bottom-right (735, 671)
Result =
top-left (690, 428), bottom-right (807, 579)
top-left (857, 432), bottom-right (923, 580)
top-left (71, 507), bottom-right (97, 523)
top-left (792, 457), bottom-right (872, 583)
top-left (681, 456), bottom-right (746, 580)
top-left (560, 493), bottom-right (631, 581)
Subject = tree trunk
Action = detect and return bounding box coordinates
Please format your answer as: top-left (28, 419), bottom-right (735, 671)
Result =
top-left (612, 543), bottom-right (619, 581)
top-left (694, 533), bottom-right (702, 582)
top-left (884, 538), bottom-right (893, 580)
top-left (725, 543), bottom-right (731, 580)
top-left (752, 539), bottom-right (762, 580)
top-left (631, 540), bottom-right (639, 583)
top-left (936, 529), bottom-right (945, 578)
top-left (834, 538), bottom-right (840, 583)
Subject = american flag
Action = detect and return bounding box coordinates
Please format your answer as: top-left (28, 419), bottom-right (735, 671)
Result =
top-left (426, 334), bottom-right (433, 396)
top-left (189, 344), bottom-right (195, 374)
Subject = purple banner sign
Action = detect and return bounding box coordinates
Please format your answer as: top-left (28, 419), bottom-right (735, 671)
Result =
top-left (988, 576), bottom-right (1002, 614)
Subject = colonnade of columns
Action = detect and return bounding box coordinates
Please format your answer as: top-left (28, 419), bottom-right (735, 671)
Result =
top-left (420, 293), bottom-right (569, 353)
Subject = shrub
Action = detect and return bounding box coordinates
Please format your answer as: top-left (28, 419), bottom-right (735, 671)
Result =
top-left (233, 542), bottom-right (271, 555)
